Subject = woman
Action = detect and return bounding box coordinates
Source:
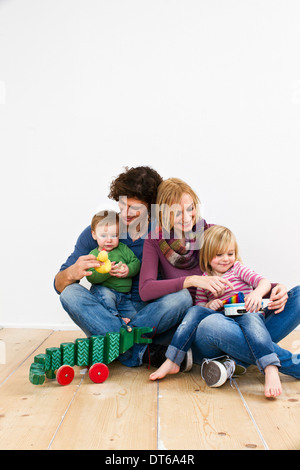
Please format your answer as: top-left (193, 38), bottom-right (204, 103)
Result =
top-left (55, 167), bottom-right (192, 367)
top-left (138, 177), bottom-right (300, 385)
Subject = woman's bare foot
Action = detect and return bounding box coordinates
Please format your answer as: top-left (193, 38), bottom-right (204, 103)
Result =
top-left (149, 359), bottom-right (180, 381)
top-left (264, 365), bottom-right (282, 398)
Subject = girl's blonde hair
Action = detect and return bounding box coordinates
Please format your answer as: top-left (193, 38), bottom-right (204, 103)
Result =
top-left (199, 225), bottom-right (242, 275)
top-left (155, 178), bottom-right (201, 232)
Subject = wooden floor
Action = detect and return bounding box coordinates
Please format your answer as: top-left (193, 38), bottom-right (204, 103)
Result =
top-left (0, 328), bottom-right (300, 450)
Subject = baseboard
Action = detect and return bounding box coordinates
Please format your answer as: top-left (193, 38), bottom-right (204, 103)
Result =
top-left (0, 323), bottom-right (81, 331)
top-left (1, 323), bottom-right (299, 331)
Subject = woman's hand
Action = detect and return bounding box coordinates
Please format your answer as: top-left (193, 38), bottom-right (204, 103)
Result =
top-left (268, 284), bottom-right (288, 314)
top-left (184, 275), bottom-right (234, 297)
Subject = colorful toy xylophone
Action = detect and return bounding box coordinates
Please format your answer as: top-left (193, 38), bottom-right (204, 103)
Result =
top-left (222, 292), bottom-right (245, 305)
top-left (223, 292), bottom-right (246, 316)
top-left (223, 292), bottom-right (264, 316)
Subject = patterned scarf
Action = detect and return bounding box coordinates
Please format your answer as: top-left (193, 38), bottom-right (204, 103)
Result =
top-left (157, 226), bottom-right (200, 270)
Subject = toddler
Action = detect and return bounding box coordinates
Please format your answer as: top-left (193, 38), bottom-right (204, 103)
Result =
top-left (87, 210), bottom-right (141, 325)
top-left (150, 225), bottom-right (282, 398)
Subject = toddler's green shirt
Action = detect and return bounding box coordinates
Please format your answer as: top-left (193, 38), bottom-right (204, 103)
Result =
top-left (87, 242), bottom-right (141, 293)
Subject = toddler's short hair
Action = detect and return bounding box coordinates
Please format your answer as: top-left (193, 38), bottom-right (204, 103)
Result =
top-left (91, 210), bottom-right (119, 232)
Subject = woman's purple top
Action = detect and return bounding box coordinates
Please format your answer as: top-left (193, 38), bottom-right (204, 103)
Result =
top-left (139, 233), bottom-right (203, 303)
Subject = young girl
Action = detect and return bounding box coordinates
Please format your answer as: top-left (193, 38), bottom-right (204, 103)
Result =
top-left (150, 225), bottom-right (283, 398)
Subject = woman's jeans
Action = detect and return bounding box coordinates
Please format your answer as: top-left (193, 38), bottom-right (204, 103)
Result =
top-left (191, 286), bottom-right (300, 379)
top-left (166, 305), bottom-right (281, 372)
top-left (60, 283), bottom-right (193, 367)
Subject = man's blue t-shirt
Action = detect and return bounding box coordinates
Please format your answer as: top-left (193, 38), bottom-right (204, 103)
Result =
top-left (56, 225), bottom-right (145, 301)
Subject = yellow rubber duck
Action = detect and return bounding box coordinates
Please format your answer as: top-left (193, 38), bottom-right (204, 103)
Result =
top-left (95, 249), bottom-right (112, 273)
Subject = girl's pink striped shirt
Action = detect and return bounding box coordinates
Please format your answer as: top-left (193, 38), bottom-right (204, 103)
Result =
top-left (195, 261), bottom-right (265, 306)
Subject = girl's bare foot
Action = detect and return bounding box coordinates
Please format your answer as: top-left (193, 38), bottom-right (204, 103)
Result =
top-left (149, 359), bottom-right (180, 381)
top-left (264, 365), bottom-right (282, 398)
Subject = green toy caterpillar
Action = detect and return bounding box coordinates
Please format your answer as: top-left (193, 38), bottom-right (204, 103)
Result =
top-left (29, 326), bottom-right (153, 386)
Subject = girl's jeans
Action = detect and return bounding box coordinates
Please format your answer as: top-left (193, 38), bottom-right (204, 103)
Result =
top-left (166, 305), bottom-right (281, 372)
top-left (191, 286), bottom-right (300, 379)
top-left (59, 283), bottom-right (193, 367)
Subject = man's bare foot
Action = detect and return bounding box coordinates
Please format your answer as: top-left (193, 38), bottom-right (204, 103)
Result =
top-left (149, 359), bottom-right (180, 381)
top-left (264, 365), bottom-right (282, 397)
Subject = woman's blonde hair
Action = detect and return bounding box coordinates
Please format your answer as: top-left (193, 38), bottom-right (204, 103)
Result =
top-left (199, 225), bottom-right (241, 275)
top-left (155, 178), bottom-right (201, 233)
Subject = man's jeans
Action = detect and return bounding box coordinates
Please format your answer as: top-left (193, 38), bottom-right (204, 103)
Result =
top-left (60, 283), bottom-right (193, 367)
top-left (191, 286), bottom-right (300, 379)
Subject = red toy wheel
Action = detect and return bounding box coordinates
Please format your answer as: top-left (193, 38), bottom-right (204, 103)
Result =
top-left (89, 363), bottom-right (109, 383)
top-left (56, 365), bottom-right (75, 386)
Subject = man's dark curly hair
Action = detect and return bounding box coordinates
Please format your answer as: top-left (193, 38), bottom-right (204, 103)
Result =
top-left (108, 166), bottom-right (163, 210)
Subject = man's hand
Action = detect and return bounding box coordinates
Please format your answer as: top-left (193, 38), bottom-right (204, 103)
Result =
top-left (268, 284), bottom-right (288, 314)
top-left (55, 254), bottom-right (101, 294)
top-left (68, 254), bottom-right (100, 280)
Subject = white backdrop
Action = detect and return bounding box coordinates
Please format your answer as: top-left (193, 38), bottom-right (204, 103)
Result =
top-left (0, 0), bottom-right (299, 329)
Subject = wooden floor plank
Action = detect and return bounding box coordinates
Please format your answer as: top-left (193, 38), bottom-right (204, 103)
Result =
top-left (50, 362), bottom-right (158, 450)
top-left (0, 328), bottom-right (53, 384)
top-left (236, 331), bottom-right (300, 450)
top-left (0, 330), bottom-right (85, 450)
top-left (1, 328), bottom-right (299, 450)
top-left (157, 365), bottom-right (265, 450)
